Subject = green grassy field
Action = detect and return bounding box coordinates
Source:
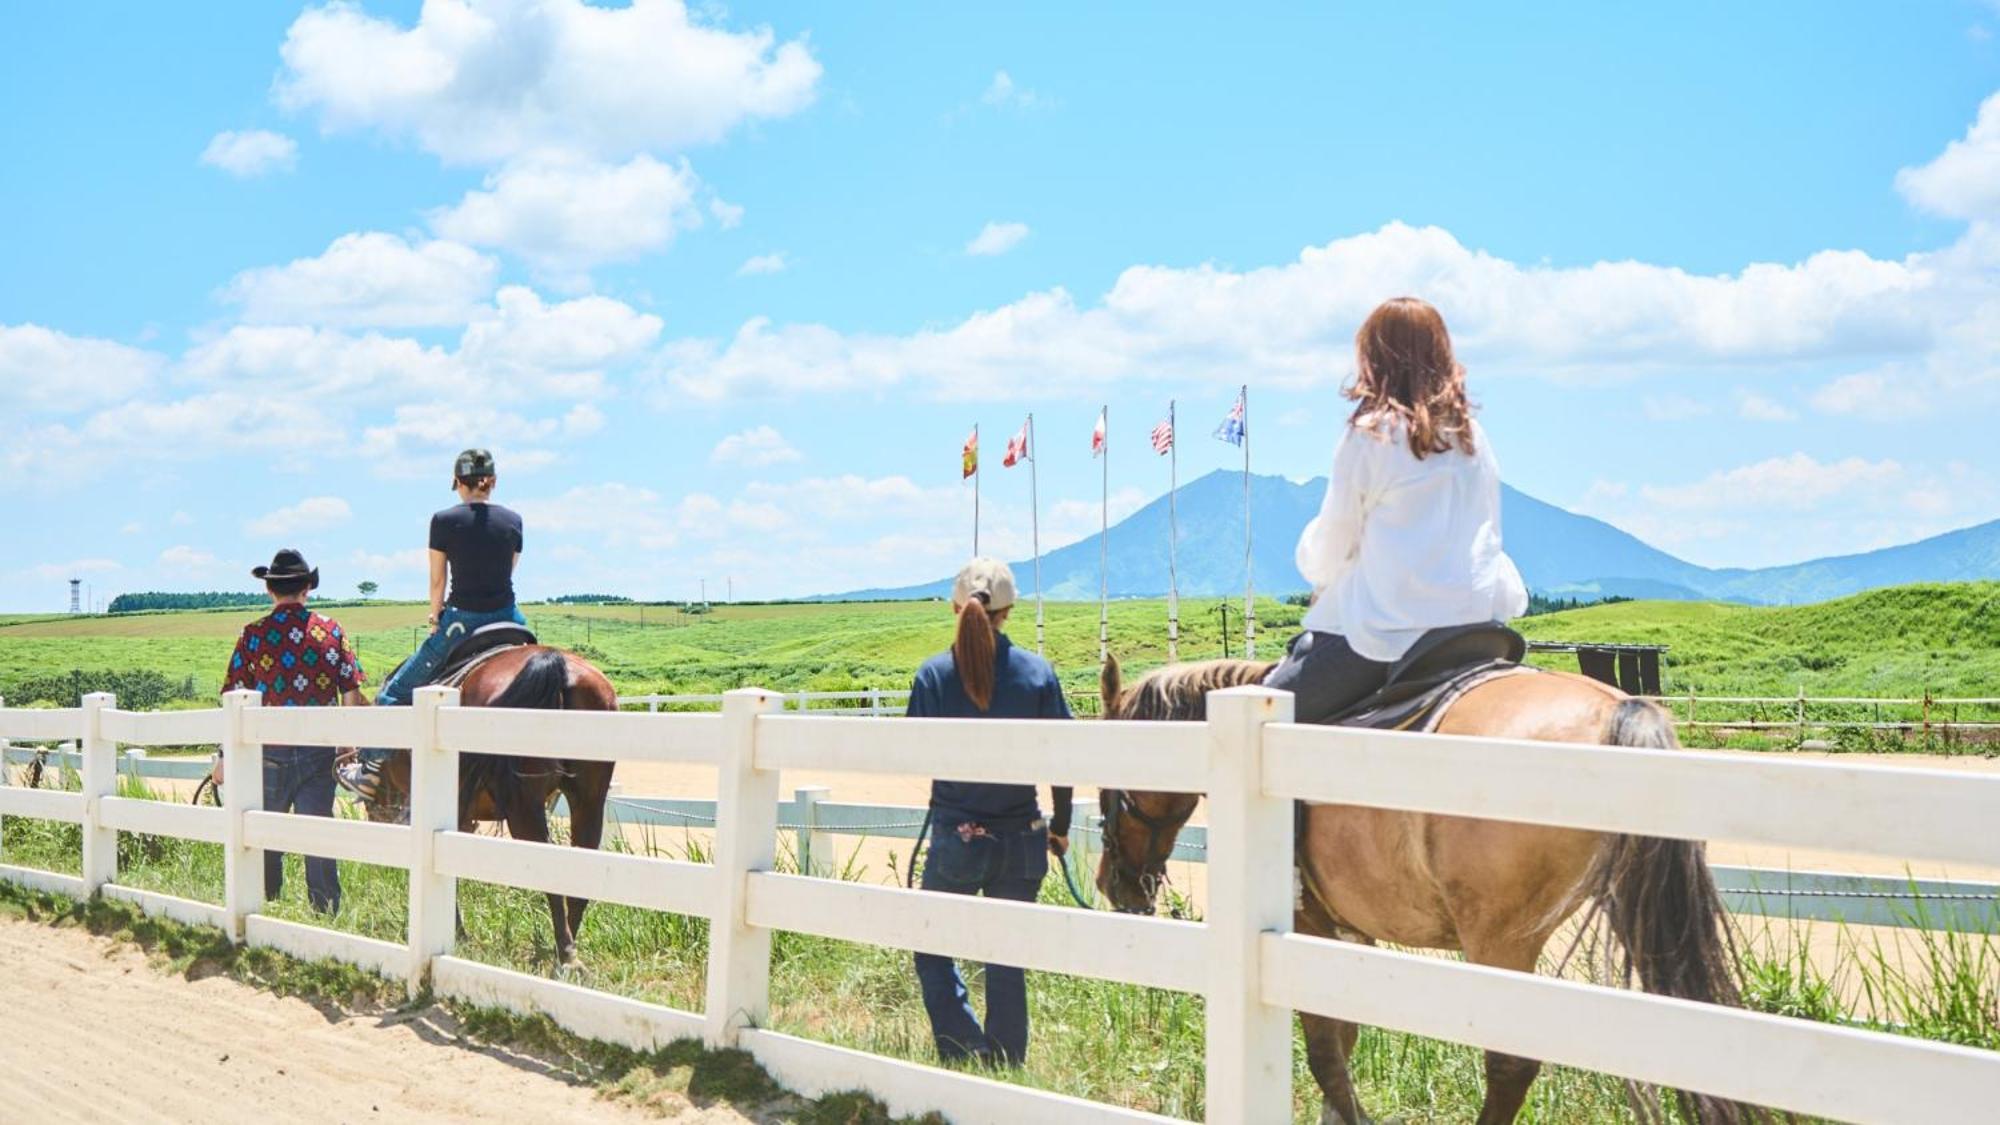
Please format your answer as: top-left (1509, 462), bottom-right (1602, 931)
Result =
top-left (3, 582), bottom-right (1996, 707)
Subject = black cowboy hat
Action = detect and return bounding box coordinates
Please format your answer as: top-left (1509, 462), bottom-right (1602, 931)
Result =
top-left (251, 547), bottom-right (320, 589)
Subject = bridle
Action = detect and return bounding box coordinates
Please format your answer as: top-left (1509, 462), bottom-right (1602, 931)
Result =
top-left (1097, 788), bottom-right (1197, 916)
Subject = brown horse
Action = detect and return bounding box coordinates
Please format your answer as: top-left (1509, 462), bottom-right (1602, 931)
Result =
top-left (368, 646), bottom-right (617, 966)
top-left (1097, 655), bottom-right (1760, 1125)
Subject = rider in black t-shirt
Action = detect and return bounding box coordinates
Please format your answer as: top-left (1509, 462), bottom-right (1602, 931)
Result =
top-left (348, 449), bottom-right (526, 801)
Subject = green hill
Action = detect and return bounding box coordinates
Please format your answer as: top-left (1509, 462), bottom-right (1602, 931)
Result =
top-left (2, 582), bottom-right (1994, 707)
top-left (1517, 581), bottom-right (2000, 697)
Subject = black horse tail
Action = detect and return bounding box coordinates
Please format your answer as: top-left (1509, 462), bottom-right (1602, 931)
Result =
top-left (1586, 698), bottom-right (1768, 1124)
top-left (461, 649), bottom-right (572, 826)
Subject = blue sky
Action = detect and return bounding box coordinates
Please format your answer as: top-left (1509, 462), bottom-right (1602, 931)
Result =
top-left (3, 1), bottom-right (1998, 610)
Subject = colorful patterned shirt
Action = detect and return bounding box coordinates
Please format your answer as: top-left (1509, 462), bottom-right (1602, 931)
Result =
top-left (223, 604), bottom-right (366, 707)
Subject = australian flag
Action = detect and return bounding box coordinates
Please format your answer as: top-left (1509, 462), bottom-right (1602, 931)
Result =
top-left (1213, 388), bottom-right (1246, 446)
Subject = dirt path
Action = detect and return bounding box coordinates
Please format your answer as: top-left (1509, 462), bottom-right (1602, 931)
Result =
top-left (0, 916), bottom-right (752, 1124)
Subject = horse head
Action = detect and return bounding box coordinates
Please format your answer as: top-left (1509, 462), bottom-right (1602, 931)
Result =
top-left (1092, 652), bottom-right (1271, 914)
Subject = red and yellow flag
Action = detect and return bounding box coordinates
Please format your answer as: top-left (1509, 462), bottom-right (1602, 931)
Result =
top-left (962, 427), bottom-right (978, 479)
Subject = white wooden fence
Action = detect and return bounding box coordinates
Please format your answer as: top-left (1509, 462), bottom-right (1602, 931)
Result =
top-left (1, 687), bottom-right (1997, 1123)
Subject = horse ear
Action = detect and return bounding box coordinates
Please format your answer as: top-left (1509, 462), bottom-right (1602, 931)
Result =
top-left (1099, 653), bottom-right (1123, 718)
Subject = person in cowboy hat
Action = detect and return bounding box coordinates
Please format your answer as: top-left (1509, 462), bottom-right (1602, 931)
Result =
top-left (220, 548), bottom-right (369, 914)
top-left (349, 449), bottom-right (526, 803)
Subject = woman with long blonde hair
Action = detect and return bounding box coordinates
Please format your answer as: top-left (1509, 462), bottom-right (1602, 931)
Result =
top-left (1266, 297), bottom-right (1528, 721)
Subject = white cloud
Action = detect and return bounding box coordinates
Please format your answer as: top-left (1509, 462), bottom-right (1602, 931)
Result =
top-left (981, 70), bottom-right (1049, 110)
top-left (429, 152), bottom-right (704, 274)
top-left (966, 220), bottom-right (1030, 257)
top-left (347, 547), bottom-right (429, 576)
top-left (219, 232), bottom-right (497, 327)
top-left (245, 496), bottom-right (354, 537)
top-left (1578, 455), bottom-right (2000, 568)
top-left (1047, 488), bottom-right (1146, 541)
top-left (457, 285), bottom-right (662, 392)
top-left (1735, 390), bottom-right (1798, 422)
top-left (1896, 91), bottom-right (2000, 219)
top-left (1639, 454), bottom-right (1904, 513)
top-left (658, 220), bottom-right (1976, 402)
top-left (0, 324), bottom-right (162, 413)
top-left (32, 559), bottom-right (120, 582)
top-left (710, 425), bottom-right (802, 466)
top-left (159, 545), bottom-right (219, 573)
top-left (710, 198), bottom-right (745, 229)
top-left (1641, 394), bottom-right (1712, 421)
top-left (736, 252), bottom-right (788, 277)
top-left (183, 326), bottom-right (467, 401)
top-left (515, 483), bottom-right (681, 550)
top-left (276, 0), bottom-right (820, 165)
top-left (199, 129), bottom-right (298, 177)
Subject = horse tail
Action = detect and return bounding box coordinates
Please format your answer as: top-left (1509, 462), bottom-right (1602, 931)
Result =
top-left (461, 648), bottom-right (573, 826)
top-left (489, 647), bottom-right (573, 711)
top-left (1588, 698), bottom-right (1765, 1124)
top-left (1100, 653), bottom-right (1125, 718)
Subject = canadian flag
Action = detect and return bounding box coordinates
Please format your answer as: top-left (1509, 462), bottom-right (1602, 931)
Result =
top-left (1091, 408), bottom-right (1106, 458)
top-left (1003, 420), bottom-right (1029, 467)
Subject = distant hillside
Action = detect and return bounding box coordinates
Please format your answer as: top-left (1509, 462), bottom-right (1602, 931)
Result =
top-left (821, 469), bottom-right (2000, 606)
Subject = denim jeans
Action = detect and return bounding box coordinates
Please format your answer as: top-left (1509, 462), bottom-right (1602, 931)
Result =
top-left (913, 816), bottom-right (1049, 1065)
top-left (373, 603), bottom-right (527, 709)
top-left (262, 745), bottom-right (340, 914)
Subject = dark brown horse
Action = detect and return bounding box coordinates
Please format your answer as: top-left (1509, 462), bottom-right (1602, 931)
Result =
top-left (1097, 655), bottom-right (1761, 1125)
top-left (369, 646), bottom-right (617, 966)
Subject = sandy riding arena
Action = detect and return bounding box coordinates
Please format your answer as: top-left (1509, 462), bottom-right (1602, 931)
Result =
top-left (0, 917), bottom-right (760, 1125)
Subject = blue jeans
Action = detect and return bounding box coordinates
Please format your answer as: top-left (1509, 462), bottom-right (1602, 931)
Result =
top-left (372, 603), bottom-right (526, 712)
top-left (262, 745), bottom-right (340, 914)
top-left (913, 816), bottom-right (1049, 1065)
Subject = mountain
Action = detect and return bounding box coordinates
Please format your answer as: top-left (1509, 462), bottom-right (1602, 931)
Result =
top-left (818, 469), bottom-right (2000, 606)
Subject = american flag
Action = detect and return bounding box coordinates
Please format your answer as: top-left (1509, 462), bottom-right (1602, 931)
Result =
top-left (1150, 417), bottom-right (1173, 454)
top-left (1003, 420), bottom-right (1029, 467)
top-left (1213, 389), bottom-right (1246, 446)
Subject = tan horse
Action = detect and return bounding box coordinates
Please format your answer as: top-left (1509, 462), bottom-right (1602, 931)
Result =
top-left (1097, 656), bottom-right (1761, 1125)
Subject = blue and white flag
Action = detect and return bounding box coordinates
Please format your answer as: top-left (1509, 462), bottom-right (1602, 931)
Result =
top-left (1213, 388), bottom-right (1246, 446)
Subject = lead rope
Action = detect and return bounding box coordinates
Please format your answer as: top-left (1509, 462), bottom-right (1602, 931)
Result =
top-left (904, 808), bottom-right (933, 889)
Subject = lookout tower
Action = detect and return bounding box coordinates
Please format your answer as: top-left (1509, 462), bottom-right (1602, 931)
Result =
top-left (69, 578), bottom-right (81, 614)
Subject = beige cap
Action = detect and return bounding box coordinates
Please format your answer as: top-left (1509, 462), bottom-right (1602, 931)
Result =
top-left (951, 557), bottom-right (1017, 612)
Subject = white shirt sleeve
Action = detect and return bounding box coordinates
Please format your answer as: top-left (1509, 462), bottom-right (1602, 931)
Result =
top-left (1294, 426), bottom-right (1373, 593)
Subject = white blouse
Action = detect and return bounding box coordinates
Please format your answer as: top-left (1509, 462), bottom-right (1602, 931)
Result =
top-left (1295, 415), bottom-right (1528, 662)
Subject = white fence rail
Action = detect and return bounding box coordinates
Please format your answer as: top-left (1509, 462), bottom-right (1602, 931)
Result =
top-left (0, 688), bottom-right (1997, 1123)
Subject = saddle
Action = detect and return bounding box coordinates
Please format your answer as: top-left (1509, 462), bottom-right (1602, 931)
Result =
top-left (383, 622), bottom-right (541, 691)
top-left (432, 622), bottom-right (538, 685)
top-left (1323, 622), bottom-right (1536, 733)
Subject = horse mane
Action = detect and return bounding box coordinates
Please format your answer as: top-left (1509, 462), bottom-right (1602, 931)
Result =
top-left (1100, 653), bottom-right (1277, 721)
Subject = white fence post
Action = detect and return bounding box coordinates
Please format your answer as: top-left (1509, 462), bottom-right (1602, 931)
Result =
top-left (1204, 685), bottom-right (1294, 1123)
top-left (407, 685), bottom-right (459, 999)
top-left (0, 692), bottom-right (6, 857)
top-left (221, 689), bottom-right (263, 941)
top-left (795, 785), bottom-right (831, 877)
top-left (705, 686), bottom-right (783, 1047)
top-left (78, 692), bottom-right (116, 895)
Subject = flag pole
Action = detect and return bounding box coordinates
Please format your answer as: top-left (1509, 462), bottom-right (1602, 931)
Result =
top-left (973, 422), bottom-right (980, 557)
top-left (1029, 413), bottom-right (1044, 655)
top-left (1099, 405), bottom-right (1109, 665)
top-left (1241, 384), bottom-right (1255, 659)
top-left (1167, 399), bottom-right (1179, 662)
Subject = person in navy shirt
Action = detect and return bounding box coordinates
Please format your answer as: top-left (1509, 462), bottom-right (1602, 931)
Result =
top-left (907, 558), bottom-right (1073, 1067)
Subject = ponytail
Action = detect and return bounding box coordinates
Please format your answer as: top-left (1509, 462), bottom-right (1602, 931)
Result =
top-left (953, 594), bottom-right (999, 711)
